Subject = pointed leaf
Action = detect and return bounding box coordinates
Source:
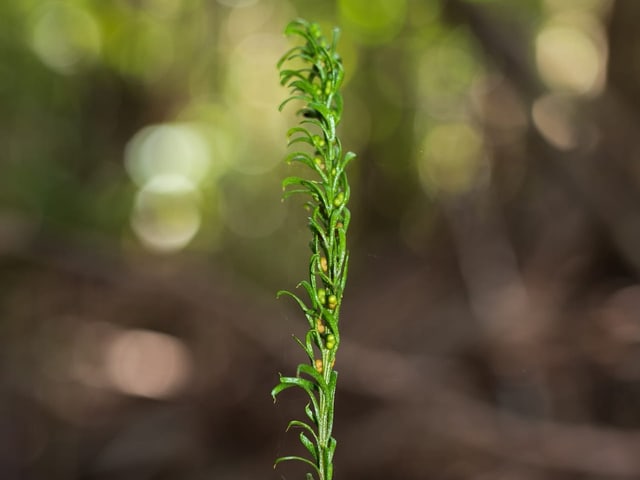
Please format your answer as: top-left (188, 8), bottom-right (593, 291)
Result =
top-left (297, 363), bottom-right (328, 392)
top-left (299, 431), bottom-right (318, 461)
top-left (279, 95), bottom-right (310, 112)
top-left (305, 402), bottom-right (316, 423)
top-left (287, 419), bottom-right (319, 444)
top-left (277, 289), bottom-right (311, 315)
top-left (293, 334), bottom-right (315, 362)
top-left (274, 455), bottom-right (320, 475)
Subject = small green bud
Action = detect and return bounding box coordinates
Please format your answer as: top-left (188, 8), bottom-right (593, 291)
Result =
top-left (318, 288), bottom-right (326, 304)
top-left (310, 23), bottom-right (321, 38)
top-left (333, 192), bottom-right (344, 207)
top-left (312, 135), bottom-right (325, 148)
top-left (327, 294), bottom-right (338, 309)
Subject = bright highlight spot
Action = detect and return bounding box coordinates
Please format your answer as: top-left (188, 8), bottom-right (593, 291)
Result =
top-left (31, 2), bottom-right (101, 74)
top-left (339, 0), bottom-right (407, 44)
top-left (104, 329), bottom-right (192, 399)
top-left (536, 22), bottom-right (605, 95)
top-left (125, 124), bottom-right (212, 187)
top-left (532, 94), bottom-right (579, 151)
top-left (131, 175), bottom-right (201, 253)
top-left (418, 123), bottom-right (485, 195)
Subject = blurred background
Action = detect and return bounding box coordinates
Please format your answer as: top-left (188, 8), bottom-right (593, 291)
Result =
top-left (2, 0), bottom-right (640, 478)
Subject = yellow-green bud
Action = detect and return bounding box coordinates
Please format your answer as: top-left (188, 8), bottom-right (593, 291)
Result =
top-left (320, 257), bottom-right (328, 272)
top-left (318, 288), bottom-right (326, 305)
top-left (327, 294), bottom-right (338, 309)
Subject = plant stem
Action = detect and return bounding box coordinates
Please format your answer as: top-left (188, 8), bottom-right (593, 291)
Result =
top-left (271, 18), bottom-right (355, 480)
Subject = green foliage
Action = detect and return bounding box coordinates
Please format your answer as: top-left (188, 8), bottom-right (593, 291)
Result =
top-left (272, 18), bottom-right (355, 480)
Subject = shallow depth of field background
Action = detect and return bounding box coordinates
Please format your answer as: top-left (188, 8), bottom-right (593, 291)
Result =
top-left (2, 0), bottom-right (640, 479)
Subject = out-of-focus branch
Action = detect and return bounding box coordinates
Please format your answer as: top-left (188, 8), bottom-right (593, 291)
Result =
top-left (5, 228), bottom-right (640, 476)
top-left (339, 342), bottom-right (640, 477)
top-left (442, 0), bottom-right (640, 276)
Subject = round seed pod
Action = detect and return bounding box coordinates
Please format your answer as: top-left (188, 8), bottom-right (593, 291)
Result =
top-left (327, 295), bottom-right (338, 309)
top-left (325, 333), bottom-right (336, 349)
top-left (314, 358), bottom-right (323, 373)
top-left (317, 288), bottom-right (326, 305)
top-left (320, 257), bottom-right (328, 272)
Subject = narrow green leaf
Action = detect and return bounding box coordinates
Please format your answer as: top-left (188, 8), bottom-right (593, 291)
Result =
top-left (297, 363), bottom-right (328, 392)
top-left (343, 151), bottom-right (357, 168)
top-left (293, 335), bottom-right (315, 362)
top-left (279, 95), bottom-right (311, 112)
top-left (287, 419), bottom-right (319, 444)
top-left (300, 431), bottom-right (318, 461)
top-left (277, 46), bottom-right (305, 69)
top-left (277, 289), bottom-right (311, 315)
top-left (305, 402), bottom-right (316, 423)
top-left (274, 455), bottom-right (320, 475)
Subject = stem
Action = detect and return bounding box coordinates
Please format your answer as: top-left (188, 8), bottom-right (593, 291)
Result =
top-left (272, 18), bottom-right (355, 480)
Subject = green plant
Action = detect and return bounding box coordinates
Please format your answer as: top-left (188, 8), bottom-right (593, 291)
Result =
top-left (271, 18), bottom-right (356, 480)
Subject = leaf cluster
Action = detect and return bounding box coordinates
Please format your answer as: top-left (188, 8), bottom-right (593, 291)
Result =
top-left (272, 18), bottom-right (355, 480)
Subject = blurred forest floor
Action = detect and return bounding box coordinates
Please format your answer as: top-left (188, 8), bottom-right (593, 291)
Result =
top-left (3, 0), bottom-right (640, 479)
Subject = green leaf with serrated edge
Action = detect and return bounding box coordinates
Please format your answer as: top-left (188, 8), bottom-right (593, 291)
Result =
top-left (299, 431), bottom-right (318, 461)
